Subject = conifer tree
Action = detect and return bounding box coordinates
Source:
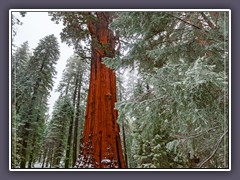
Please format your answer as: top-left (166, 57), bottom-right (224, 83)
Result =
top-left (11, 41), bottom-right (31, 168)
top-left (57, 54), bottom-right (88, 168)
top-left (17, 34), bottom-right (60, 168)
top-left (107, 11), bottom-right (229, 168)
top-left (46, 96), bottom-right (74, 168)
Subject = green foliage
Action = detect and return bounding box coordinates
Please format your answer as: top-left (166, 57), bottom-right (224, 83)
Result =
top-left (44, 96), bottom-right (74, 168)
top-left (57, 54), bottom-right (89, 97)
top-left (41, 52), bottom-right (89, 168)
top-left (111, 11), bottom-right (229, 168)
top-left (49, 12), bottom-right (92, 57)
top-left (12, 35), bottom-right (60, 168)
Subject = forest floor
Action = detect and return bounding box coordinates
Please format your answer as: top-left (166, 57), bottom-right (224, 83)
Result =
top-left (32, 163), bottom-right (44, 168)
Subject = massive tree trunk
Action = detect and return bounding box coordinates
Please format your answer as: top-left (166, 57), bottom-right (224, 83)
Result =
top-left (75, 12), bottom-right (125, 168)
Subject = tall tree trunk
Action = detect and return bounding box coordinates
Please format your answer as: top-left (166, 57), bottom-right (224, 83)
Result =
top-left (72, 73), bottom-right (82, 167)
top-left (46, 146), bottom-right (54, 168)
top-left (28, 112), bottom-right (42, 168)
top-left (122, 119), bottom-right (128, 168)
top-left (28, 146), bottom-right (34, 168)
top-left (45, 148), bottom-right (50, 168)
top-left (20, 122), bottom-right (30, 168)
top-left (49, 147), bottom-right (54, 168)
top-left (75, 12), bottom-right (125, 168)
top-left (41, 148), bottom-right (47, 168)
top-left (64, 77), bottom-right (79, 168)
top-left (52, 144), bottom-right (61, 168)
top-left (119, 79), bottom-right (128, 168)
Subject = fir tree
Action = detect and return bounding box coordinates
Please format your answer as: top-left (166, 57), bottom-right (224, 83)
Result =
top-left (16, 34), bottom-right (60, 168)
top-left (108, 11), bottom-right (229, 168)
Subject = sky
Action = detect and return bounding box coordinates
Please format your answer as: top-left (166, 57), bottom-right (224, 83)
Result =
top-left (13, 12), bottom-right (74, 116)
top-left (12, 11), bottom-right (136, 117)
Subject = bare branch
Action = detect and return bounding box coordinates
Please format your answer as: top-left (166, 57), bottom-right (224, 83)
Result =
top-left (167, 13), bottom-right (206, 32)
top-left (175, 126), bottom-right (221, 140)
top-left (198, 130), bottom-right (228, 168)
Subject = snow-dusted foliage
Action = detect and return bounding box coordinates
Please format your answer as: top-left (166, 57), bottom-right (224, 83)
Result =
top-left (43, 96), bottom-right (74, 168)
top-left (106, 11), bottom-right (229, 168)
top-left (40, 54), bottom-right (89, 168)
top-left (11, 41), bottom-right (31, 168)
top-left (12, 35), bottom-right (60, 168)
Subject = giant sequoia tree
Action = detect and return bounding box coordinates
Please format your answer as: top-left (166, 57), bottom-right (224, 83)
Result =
top-left (51, 12), bottom-right (126, 168)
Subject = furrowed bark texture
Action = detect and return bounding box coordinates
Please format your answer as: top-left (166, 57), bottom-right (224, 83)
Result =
top-left (75, 12), bottom-right (125, 168)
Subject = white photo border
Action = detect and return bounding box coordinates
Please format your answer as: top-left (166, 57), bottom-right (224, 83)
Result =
top-left (9, 9), bottom-right (231, 172)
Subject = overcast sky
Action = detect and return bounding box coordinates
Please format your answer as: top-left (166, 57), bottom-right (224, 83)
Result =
top-left (13, 12), bottom-right (74, 116)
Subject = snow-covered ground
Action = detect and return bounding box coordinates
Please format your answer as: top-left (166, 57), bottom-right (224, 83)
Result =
top-left (32, 162), bottom-right (51, 168)
top-left (32, 163), bottom-right (43, 168)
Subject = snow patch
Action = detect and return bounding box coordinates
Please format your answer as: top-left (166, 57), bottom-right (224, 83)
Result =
top-left (101, 159), bottom-right (111, 164)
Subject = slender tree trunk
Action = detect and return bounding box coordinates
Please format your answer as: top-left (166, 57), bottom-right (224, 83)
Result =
top-left (28, 149), bottom-right (34, 168)
top-left (122, 119), bottom-right (128, 168)
top-left (64, 77), bottom-right (79, 168)
top-left (28, 135), bottom-right (38, 168)
top-left (65, 78), bottom-right (71, 96)
top-left (49, 147), bottom-right (54, 168)
top-left (119, 79), bottom-right (128, 168)
top-left (45, 148), bottom-right (50, 168)
top-left (38, 153), bottom-right (42, 163)
top-left (41, 148), bottom-right (47, 168)
top-left (28, 112), bottom-right (42, 168)
top-left (20, 123), bottom-right (30, 168)
top-left (75, 12), bottom-right (125, 168)
top-left (53, 143), bottom-right (63, 168)
top-left (46, 144), bottom-right (54, 168)
top-left (72, 74), bottom-right (82, 167)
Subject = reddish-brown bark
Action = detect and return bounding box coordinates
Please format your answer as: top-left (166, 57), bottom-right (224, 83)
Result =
top-left (75, 12), bottom-right (125, 168)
